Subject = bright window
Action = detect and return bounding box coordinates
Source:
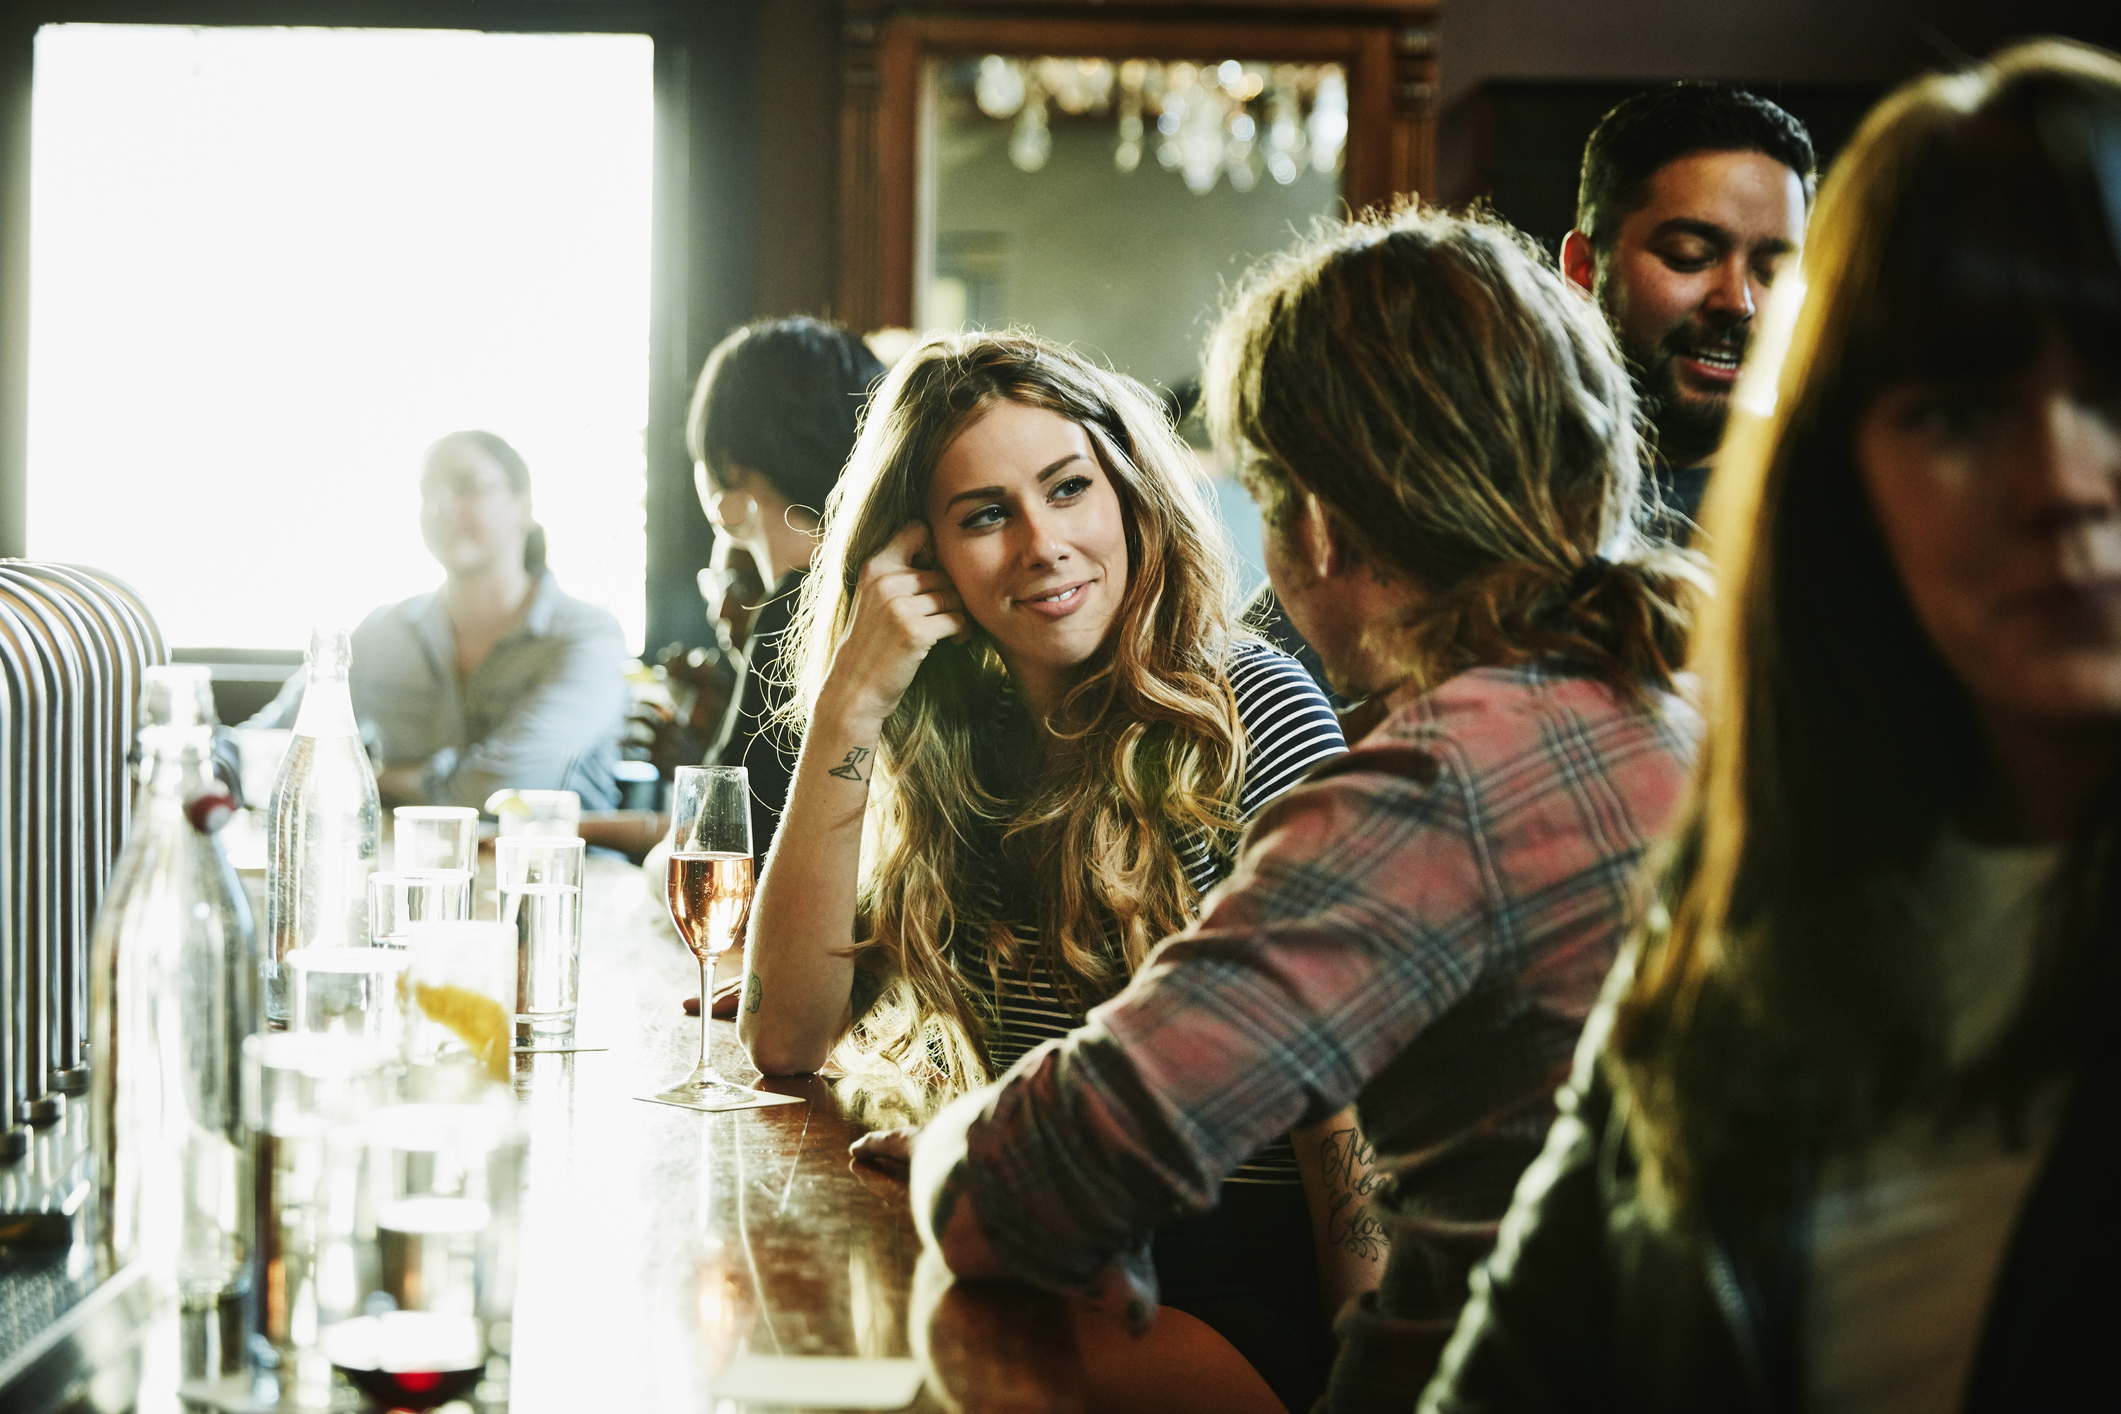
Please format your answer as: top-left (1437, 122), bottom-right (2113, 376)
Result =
top-left (27, 23), bottom-right (654, 652)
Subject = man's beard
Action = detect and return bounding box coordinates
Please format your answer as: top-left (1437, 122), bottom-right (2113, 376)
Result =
top-left (1630, 319), bottom-right (1748, 469)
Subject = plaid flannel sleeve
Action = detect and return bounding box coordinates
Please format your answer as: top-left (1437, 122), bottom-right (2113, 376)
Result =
top-left (935, 736), bottom-right (1497, 1293)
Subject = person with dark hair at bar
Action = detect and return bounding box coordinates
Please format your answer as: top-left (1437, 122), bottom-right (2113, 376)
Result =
top-left (1425, 40), bottom-right (2121, 1413)
top-left (249, 429), bottom-right (627, 809)
top-left (1560, 82), bottom-right (1816, 533)
top-left (899, 205), bottom-right (1704, 1413)
top-left (686, 317), bottom-right (888, 860)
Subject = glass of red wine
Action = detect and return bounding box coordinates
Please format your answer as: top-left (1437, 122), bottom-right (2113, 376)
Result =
top-left (660, 766), bottom-right (755, 1100)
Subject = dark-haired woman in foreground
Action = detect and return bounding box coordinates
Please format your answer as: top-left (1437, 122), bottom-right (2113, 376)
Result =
top-left (1425, 40), bottom-right (2121, 1413)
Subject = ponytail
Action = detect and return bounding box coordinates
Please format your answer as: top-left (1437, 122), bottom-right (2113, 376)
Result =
top-left (523, 523), bottom-right (548, 577)
top-left (1208, 206), bottom-right (1702, 704)
top-left (1403, 547), bottom-right (1701, 704)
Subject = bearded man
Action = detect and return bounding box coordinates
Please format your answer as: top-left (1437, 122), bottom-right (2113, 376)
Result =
top-left (1560, 83), bottom-right (1815, 534)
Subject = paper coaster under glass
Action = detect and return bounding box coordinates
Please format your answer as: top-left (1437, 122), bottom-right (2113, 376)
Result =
top-left (635, 1082), bottom-right (805, 1114)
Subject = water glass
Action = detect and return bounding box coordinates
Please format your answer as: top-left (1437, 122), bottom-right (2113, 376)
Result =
top-left (286, 946), bottom-right (413, 1051)
top-left (369, 870), bottom-right (471, 945)
top-left (402, 922), bottom-right (517, 1082)
top-left (489, 788), bottom-right (580, 837)
top-left (496, 836), bottom-right (585, 1039)
top-left (316, 1099), bottom-right (525, 1412)
top-left (392, 806), bottom-right (479, 910)
top-left (242, 1032), bottom-right (392, 1410)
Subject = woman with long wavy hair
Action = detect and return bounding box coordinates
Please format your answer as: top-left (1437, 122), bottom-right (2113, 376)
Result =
top-left (741, 331), bottom-right (1348, 1411)
top-left (1425, 40), bottom-right (2121, 1413)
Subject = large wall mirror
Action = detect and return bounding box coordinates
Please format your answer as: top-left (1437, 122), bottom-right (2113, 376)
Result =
top-left (921, 53), bottom-right (1350, 396)
top-left (840, 2), bottom-right (1441, 335)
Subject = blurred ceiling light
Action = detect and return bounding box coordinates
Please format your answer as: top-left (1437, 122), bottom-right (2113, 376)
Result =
top-left (956, 54), bottom-right (1347, 190)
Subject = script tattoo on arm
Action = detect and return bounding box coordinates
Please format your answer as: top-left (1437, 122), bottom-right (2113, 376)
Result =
top-left (1321, 1125), bottom-right (1388, 1261)
top-left (743, 972), bottom-right (763, 1015)
top-left (827, 746), bottom-right (873, 782)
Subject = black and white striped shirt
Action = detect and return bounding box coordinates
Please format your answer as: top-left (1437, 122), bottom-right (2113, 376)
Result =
top-left (956, 641), bottom-right (1345, 1184)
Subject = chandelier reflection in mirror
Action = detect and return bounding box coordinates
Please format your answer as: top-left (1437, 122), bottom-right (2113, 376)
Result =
top-left (950, 56), bottom-right (1348, 194)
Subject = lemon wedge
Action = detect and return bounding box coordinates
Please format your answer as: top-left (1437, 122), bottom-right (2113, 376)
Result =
top-left (413, 982), bottom-right (512, 1082)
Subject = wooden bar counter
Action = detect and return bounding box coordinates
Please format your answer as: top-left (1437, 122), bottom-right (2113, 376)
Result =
top-left (501, 852), bottom-right (1086, 1413)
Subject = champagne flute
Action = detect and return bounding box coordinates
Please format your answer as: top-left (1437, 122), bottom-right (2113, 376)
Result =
top-left (660, 766), bottom-right (754, 1098)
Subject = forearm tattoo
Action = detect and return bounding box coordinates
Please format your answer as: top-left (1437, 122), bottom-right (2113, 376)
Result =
top-left (1322, 1125), bottom-right (1388, 1260)
top-left (827, 746), bottom-right (873, 782)
top-left (743, 972), bottom-right (763, 1015)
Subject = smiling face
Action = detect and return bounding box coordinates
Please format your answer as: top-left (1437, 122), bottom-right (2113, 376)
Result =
top-left (419, 438), bottom-right (532, 578)
top-left (924, 400), bottom-right (1131, 707)
top-left (1858, 336), bottom-right (2121, 745)
top-left (1598, 149), bottom-right (1808, 467)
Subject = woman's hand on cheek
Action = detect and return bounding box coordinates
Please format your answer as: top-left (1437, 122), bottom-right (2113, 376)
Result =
top-left (818, 521), bottom-right (969, 735)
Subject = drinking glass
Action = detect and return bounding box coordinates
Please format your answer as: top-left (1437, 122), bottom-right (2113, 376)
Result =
top-left (393, 806), bottom-right (477, 869)
top-left (392, 807), bottom-right (478, 913)
top-left (286, 945), bottom-right (413, 1051)
top-left (496, 836), bottom-right (585, 1039)
top-left (402, 922), bottom-right (517, 1083)
top-left (368, 871), bottom-right (470, 946)
top-left (316, 1098), bottom-right (524, 1412)
top-left (659, 766), bottom-right (755, 1101)
top-left (488, 789), bottom-right (581, 837)
top-left (242, 1032), bottom-right (391, 1411)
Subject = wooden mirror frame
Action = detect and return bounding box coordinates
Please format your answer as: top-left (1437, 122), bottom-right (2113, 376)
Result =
top-left (837, 0), bottom-right (1440, 331)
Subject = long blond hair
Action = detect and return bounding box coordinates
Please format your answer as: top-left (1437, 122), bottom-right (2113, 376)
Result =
top-left (778, 331), bottom-right (1245, 1090)
top-left (1207, 205), bottom-right (1699, 704)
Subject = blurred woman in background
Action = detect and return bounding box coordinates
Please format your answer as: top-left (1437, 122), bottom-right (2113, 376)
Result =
top-left (251, 429), bottom-right (627, 810)
top-left (1426, 40), bottom-right (2121, 1413)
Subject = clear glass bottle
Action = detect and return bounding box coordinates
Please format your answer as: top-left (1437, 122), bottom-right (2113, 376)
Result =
top-left (90, 664), bottom-right (260, 1301)
top-left (266, 627), bottom-right (382, 1025)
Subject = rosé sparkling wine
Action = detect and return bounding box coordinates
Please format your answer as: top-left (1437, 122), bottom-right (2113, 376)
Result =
top-left (666, 852), bottom-right (754, 960)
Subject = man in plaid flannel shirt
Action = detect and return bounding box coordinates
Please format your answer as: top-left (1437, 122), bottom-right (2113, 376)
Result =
top-left (905, 208), bottom-right (1705, 1409)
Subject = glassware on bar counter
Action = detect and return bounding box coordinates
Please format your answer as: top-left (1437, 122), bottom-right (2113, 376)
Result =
top-left (90, 664), bottom-right (260, 1302)
top-left (266, 628), bottom-right (382, 1026)
top-left (402, 922), bottom-right (517, 1082)
top-left (390, 806), bottom-right (477, 915)
top-left (286, 946), bottom-right (413, 1052)
top-left (368, 870), bottom-right (471, 947)
top-left (487, 787), bottom-right (580, 837)
top-left (241, 1031), bottom-right (391, 1411)
top-left (316, 1098), bottom-right (525, 1413)
top-left (495, 835), bottom-right (584, 1040)
top-left (658, 766), bottom-right (756, 1102)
